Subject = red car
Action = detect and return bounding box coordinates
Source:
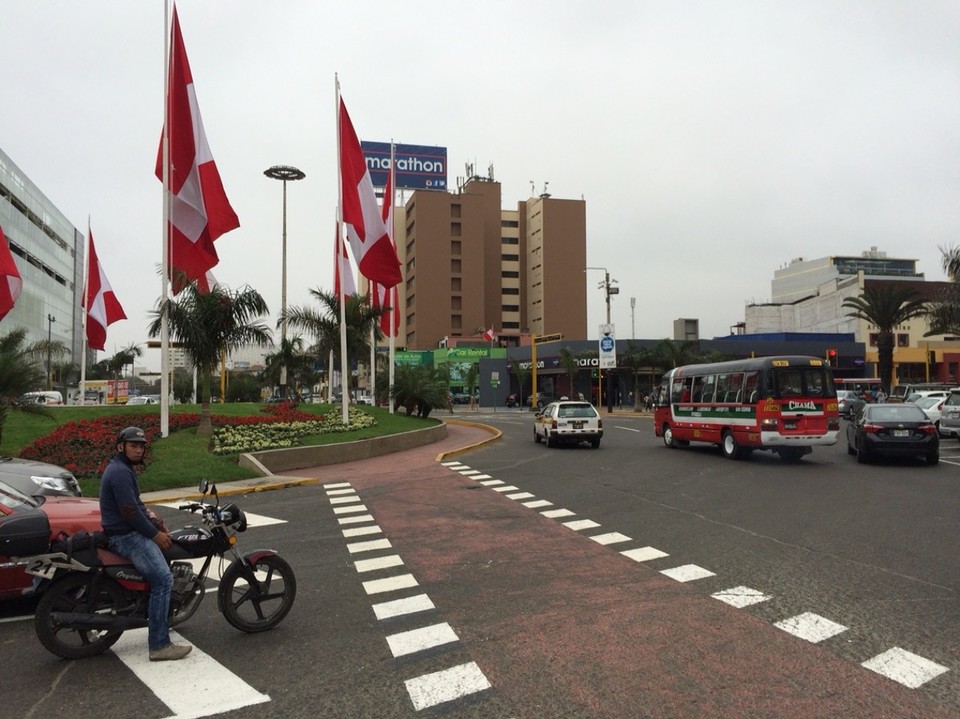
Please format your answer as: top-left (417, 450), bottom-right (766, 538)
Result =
top-left (0, 480), bottom-right (102, 600)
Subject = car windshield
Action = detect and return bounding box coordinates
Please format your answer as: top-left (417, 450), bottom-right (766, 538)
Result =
top-left (557, 403), bottom-right (597, 418)
top-left (866, 405), bottom-right (926, 422)
top-left (917, 397), bottom-right (942, 409)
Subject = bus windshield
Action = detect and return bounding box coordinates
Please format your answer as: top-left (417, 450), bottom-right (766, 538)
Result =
top-left (772, 366), bottom-right (832, 400)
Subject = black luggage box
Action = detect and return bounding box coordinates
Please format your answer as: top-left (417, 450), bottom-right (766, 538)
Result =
top-left (0, 508), bottom-right (51, 556)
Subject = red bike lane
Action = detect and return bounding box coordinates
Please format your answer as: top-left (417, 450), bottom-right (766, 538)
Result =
top-left (291, 424), bottom-right (954, 718)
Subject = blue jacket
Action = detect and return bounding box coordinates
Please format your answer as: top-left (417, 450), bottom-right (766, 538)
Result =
top-left (99, 452), bottom-right (158, 539)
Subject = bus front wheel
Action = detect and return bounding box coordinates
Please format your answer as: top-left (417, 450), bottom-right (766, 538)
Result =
top-left (663, 425), bottom-right (677, 448)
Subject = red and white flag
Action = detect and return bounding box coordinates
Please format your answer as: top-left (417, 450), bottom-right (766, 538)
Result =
top-left (156, 5), bottom-right (239, 294)
top-left (334, 223), bottom-right (356, 299)
top-left (482, 326), bottom-right (496, 342)
top-left (83, 228), bottom-right (126, 351)
top-left (339, 96), bottom-right (402, 289)
top-left (0, 225), bottom-right (22, 322)
top-left (372, 160), bottom-right (400, 337)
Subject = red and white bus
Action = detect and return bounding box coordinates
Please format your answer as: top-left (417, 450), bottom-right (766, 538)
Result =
top-left (654, 355), bottom-right (840, 461)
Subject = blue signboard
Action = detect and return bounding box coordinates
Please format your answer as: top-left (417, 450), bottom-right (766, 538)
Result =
top-left (361, 141), bottom-right (447, 190)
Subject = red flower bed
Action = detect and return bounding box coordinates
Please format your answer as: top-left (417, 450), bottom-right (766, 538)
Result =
top-left (19, 404), bottom-right (323, 479)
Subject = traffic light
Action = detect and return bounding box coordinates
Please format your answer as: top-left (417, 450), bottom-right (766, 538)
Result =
top-left (826, 348), bottom-right (838, 367)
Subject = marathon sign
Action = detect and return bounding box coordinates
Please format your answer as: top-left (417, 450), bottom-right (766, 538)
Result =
top-left (361, 141), bottom-right (447, 190)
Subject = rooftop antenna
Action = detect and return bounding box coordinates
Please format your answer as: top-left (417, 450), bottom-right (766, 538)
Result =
top-left (530, 180), bottom-right (535, 195)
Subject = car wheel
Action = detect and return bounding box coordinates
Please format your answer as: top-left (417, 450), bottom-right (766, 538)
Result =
top-left (847, 440), bottom-right (856, 455)
top-left (721, 430), bottom-right (742, 460)
top-left (590, 437), bottom-right (601, 449)
top-left (534, 426), bottom-right (541, 443)
top-left (856, 439), bottom-right (869, 464)
top-left (546, 431), bottom-right (557, 448)
top-left (926, 451), bottom-right (939, 465)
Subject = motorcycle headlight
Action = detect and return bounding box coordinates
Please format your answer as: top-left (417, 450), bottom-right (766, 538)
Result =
top-left (221, 502), bottom-right (247, 532)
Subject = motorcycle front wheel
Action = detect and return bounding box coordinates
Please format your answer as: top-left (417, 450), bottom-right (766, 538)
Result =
top-left (218, 554), bottom-right (296, 633)
top-left (35, 574), bottom-right (126, 659)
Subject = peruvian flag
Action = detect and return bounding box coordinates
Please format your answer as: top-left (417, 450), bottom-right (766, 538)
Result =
top-left (482, 326), bottom-right (496, 342)
top-left (372, 162), bottom-right (400, 337)
top-left (156, 5), bottom-right (239, 293)
top-left (83, 228), bottom-right (127, 351)
top-left (339, 96), bottom-right (402, 288)
top-left (0, 225), bottom-right (22, 322)
top-left (334, 223), bottom-right (357, 299)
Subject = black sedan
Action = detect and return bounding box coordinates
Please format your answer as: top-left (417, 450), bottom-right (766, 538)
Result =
top-left (846, 403), bottom-right (939, 465)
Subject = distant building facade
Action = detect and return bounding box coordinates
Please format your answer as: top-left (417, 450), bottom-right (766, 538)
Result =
top-left (0, 147), bottom-right (85, 373)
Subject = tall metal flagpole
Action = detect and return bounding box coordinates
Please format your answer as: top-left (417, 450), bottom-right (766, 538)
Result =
top-left (79, 217), bottom-right (90, 405)
top-left (388, 141), bottom-right (396, 414)
top-left (160, 0), bottom-right (172, 436)
top-left (336, 75), bottom-right (349, 424)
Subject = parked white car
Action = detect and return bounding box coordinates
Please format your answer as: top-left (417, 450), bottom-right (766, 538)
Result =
top-left (915, 395), bottom-right (947, 435)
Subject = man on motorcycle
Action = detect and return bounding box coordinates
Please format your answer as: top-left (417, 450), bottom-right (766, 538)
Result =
top-left (99, 426), bottom-right (192, 661)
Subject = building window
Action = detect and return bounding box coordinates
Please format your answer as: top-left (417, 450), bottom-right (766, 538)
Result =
top-left (451, 259), bottom-right (462, 273)
top-left (452, 296), bottom-right (462, 310)
top-left (451, 314), bottom-right (462, 330)
top-left (501, 253), bottom-right (519, 262)
top-left (502, 287), bottom-right (519, 295)
top-left (451, 277), bottom-right (461, 292)
top-left (502, 271), bottom-right (519, 279)
top-left (451, 204), bottom-right (461, 219)
top-left (897, 333), bottom-right (909, 347)
top-left (502, 304), bottom-right (519, 312)
top-left (869, 333), bottom-right (878, 347)
top-left (451, 240), bottom-right (461, 255)
top-left (451, 222), bottom-right (462, 236)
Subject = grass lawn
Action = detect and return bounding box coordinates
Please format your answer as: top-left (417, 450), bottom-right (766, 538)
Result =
top-left (0, 403), bottom-right (438, 496)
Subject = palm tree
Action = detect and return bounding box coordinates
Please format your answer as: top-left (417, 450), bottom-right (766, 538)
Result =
top-left (284, 289), bottom-right (388, 397)
top-left (390, 363), bottom-right (449, 417)
top-left (510, 363), bottom-right (531, 406)
top-left (105, 343), bottom-right (143, 382)
top-left (926, 245), bottom-right (960, 338)
top-left (842, 284), bottom-right (926, 392)
top-left (148, 282), bottom-right (272, 437)
top-left (262, 335), bottom-right (311, 399)
top-left (0, 328), bottom-right (50, 446)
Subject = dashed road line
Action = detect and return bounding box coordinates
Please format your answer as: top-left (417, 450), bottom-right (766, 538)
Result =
top-left (323, 481), bottom-right (494, 711)
top-left (442, 460), bottom-right (952, 690)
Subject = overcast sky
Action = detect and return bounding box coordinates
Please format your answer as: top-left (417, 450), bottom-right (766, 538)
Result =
top-left (3, 1), bottom-right (959, 370)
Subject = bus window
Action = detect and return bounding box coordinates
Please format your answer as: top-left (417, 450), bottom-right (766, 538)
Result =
top-left (776, 369), bottom-right (803, 398)
top-left (718, 372), bottom-right (744, 403)
top-left (699, 376), bottom-right (716, 403)
top-left (673, 377), bottom-right (691, 403)
top-left (743, 371), bottom-right (760, 404)
top-left (805, 369), bottom-right (829, 397)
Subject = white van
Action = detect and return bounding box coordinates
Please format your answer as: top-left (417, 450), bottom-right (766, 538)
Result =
top-left (17, 391), bottom-right (64, 406)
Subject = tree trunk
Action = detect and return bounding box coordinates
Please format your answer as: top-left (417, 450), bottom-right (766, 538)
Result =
top-left (877, 332), bottom-right (895, 392)
top-left (197, 366), bottom-right (213, 438)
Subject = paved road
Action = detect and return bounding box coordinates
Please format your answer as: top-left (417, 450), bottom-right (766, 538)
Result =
top-left (3, 412), bottom-right (960, 717)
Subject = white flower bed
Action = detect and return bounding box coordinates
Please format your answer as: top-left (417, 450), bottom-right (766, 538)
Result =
top-left (211, 410), bottom-right (378, 455)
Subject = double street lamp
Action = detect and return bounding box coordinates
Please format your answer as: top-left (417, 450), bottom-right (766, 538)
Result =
top-left (46, 313), bottom-right (56, 390)
top-left (264, 165), bottom-right (306, 399)
top-left (585, 267), bottom-right (619, 411)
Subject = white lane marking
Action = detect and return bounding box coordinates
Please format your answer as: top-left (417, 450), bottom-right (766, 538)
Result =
top-left (712, 586), bottom-right (772, 608)
top-left (338, 514), bottom-right (375, 525)
top-left (323, 481), bottom-right (352, 488)
top-left (444, 464), bottom-right (468, 470)
top-left (479, 479), bottom-right (504, 486)
top-left (347, 538), bottom-right (392, 554)
top-left (492, 485), bottom-right (520, 493)
top-left (372, 594), bottom-right (436, 621)
top-left (506, 492), bottom-right (535, 500)
top-left (440, 461), bottom-right (463, 467)
top-left (333, 504), bottom-right (369, 515)
top-left (617, 426), bottom-right (642, 433)
top-left (386, 622), bottom-right (459, 658)
top-left (404, 662), bottom-right (492, 711)
top-left (325, 488), bottom-right (357, 496)
top-left (156, 504), bottom-right (285, 528)
top-left (472, 474), bottom-right (493, 480)
top-left (589, 532), bottom-right (631, 546)
top-left (459, 470), bottom-right (482, 476)
top-left (563, 519), bottom-right (601, 531)
top-left (862, 647), bottom-right (949, 688)
top-left (111, 629), bottom-right (269, 718)
top-left (362, 573), bottom-right (419, 595)
top-left (329, 496), bottom-right (362, 505)
top-left (355, 555), bottom-right (405, 573)
top-left (522, 499), bottom-right (553, 508)
top-left (541, 508), bottom-right (575, 519)
top-left (620, 546), bottom-right (669, 562)
top-left (660, 564), bottom-right (716, 582)
top-left (342, 525), bottom-right (383, 538)
top-left (774, 612), bottom-right (848, 643)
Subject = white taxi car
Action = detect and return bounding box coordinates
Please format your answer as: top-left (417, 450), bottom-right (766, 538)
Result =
top-left (534, 400), bottom-right (603, 448)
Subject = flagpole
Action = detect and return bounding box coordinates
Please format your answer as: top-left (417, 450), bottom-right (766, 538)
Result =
top-left (160, 0), bottom-right (172, 436)
top-left (388, 141), bottom-right (396, 414)
top-left (79, 218), bottom-right (91, 406)
top-left (336, 75), bottom-right (349, 424)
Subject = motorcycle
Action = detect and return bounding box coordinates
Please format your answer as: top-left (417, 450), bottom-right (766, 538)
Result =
top-left (26, 478), bottom-right (296, 659)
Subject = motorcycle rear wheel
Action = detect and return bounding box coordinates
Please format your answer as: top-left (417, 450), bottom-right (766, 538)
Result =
top-left (219, 554), bottom-right (296, 633)
top-left (35, 574), bottom-right (126, 659)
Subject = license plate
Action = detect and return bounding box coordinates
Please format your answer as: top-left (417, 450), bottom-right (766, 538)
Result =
top-left (784, 422), bottom-right (797, 430)
top-left (571, 421), bottom-right (584, 429)
top-left (892, 429), bottom-right (910, 437)
top-left (24, 558), bottom-right (57, 579)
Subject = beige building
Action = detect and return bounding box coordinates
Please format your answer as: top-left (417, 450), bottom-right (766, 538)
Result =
top-left (397, 178), bottom-right (586, 350)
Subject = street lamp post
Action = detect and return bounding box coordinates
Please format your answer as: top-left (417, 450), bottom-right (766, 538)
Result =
top-left (264, 165), bottom-right (306, 399)
top-left (46, 313), bottom-right (56, 390)
top-left (585, 267), bottom-right (618, 412)
top-left (630, 296), bottom-right (636, 340)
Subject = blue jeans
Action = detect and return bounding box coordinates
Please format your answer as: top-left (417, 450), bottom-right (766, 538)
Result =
top-left (108, 532), bottom-right (173, 651)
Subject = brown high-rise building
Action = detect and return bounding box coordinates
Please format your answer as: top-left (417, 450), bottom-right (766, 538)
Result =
top-left (398, 178), bottom-right (586, 349)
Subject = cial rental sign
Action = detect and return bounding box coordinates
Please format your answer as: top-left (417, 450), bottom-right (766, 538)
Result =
top-left (361, 141), bottom-right (447, 190)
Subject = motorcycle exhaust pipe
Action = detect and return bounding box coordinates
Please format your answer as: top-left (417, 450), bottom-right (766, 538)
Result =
top-left (50, 612), bottom-right (148, 631)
